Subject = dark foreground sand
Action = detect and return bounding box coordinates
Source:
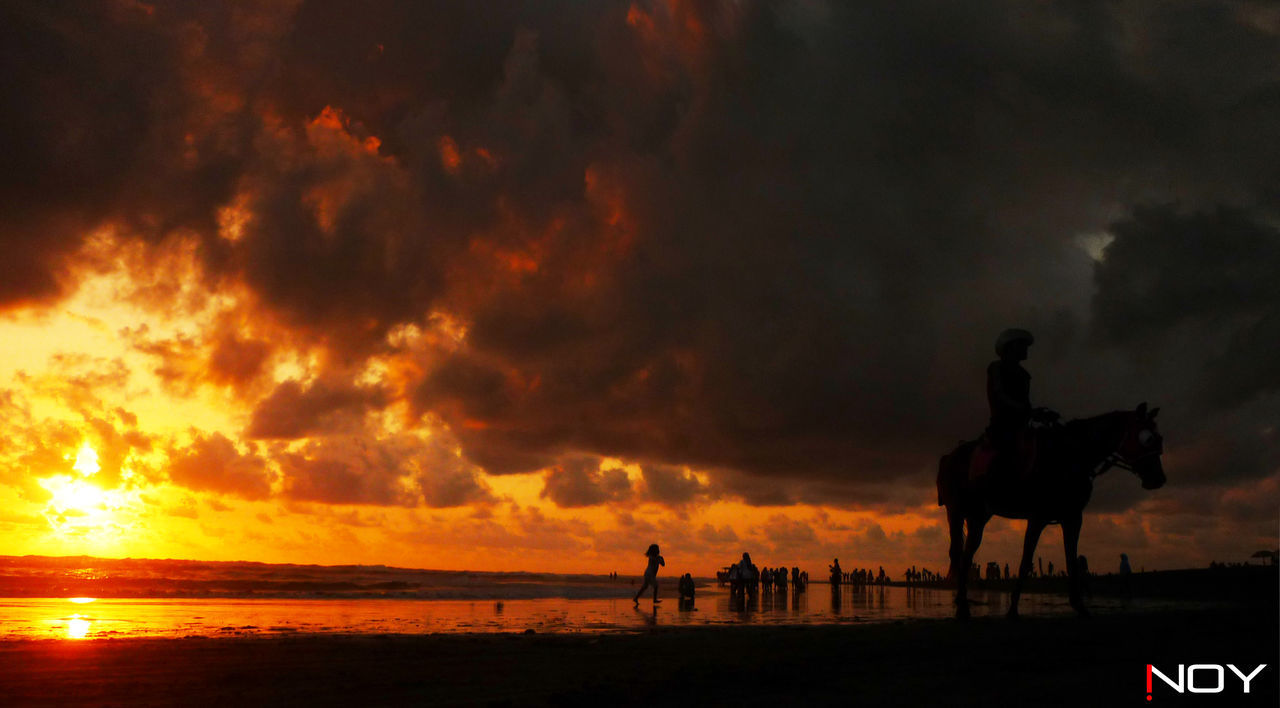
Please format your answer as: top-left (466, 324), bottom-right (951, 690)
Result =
top-left (1, 606), bottom-right (1275, 707)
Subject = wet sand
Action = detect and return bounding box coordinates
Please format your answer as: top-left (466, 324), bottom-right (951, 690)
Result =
top-left (2, 605), bottom-right (1275, 706)
top-left (3, 586), bottom-right (1180, 639)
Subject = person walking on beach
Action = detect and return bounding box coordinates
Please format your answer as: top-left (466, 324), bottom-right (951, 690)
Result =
top-left (633, 543), bottom-right (665, 605)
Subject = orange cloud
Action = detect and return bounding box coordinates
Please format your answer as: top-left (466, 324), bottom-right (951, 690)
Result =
top-left (438, 136), bottom-right (462, 173)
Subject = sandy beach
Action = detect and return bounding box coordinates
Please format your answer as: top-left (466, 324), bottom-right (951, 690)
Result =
top-left (2, 604), bottom-right (1274, 707)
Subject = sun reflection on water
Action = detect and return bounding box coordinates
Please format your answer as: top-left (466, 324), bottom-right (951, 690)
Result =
top-left (68, 597), bottom-right (96, 604)
top-left (67, 615), bottom-right (91, 639)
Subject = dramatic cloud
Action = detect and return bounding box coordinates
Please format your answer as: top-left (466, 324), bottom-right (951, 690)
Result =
top-left (638, 464), bottom-right (712, 507)
top-left (0, 0), bottom-right (1276, 567)
top-left (167, 432), bottom-right (272, 500)
top-left (540, 458), bottom-right (633, 508)
top-left (278, 433), bottom-right (492, 508)
top-left (247, 378), bottom-right (388, 439)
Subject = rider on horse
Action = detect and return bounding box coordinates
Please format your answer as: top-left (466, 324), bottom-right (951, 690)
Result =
top-left (987, 328), bottom-right (1057, 477)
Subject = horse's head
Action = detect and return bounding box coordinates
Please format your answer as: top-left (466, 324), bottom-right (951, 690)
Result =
top-left (1117, 402), bottom-right (1166, 490)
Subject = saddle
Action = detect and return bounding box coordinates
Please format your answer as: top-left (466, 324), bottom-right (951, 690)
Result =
top-left (968, 429), bottom-right (1038, 483)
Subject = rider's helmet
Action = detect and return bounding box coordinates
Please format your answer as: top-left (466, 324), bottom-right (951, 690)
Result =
top-left (995, 328), bottom-right (1034, 357)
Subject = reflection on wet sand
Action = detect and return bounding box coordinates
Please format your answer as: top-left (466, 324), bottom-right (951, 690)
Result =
top-left (0, 589), bottom-right (1198, 641)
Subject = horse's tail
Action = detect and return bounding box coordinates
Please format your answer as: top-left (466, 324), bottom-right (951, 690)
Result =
top-left (937, 451), bottom-right (952, 507)
top-left (937, 441), bottom-right (970, 507)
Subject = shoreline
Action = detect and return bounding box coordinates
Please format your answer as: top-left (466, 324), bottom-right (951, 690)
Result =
top-left (1, 604), bottom-right (1274, 706)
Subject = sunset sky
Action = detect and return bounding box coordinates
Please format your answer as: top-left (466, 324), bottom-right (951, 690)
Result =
top-left (1, 0), bottom-right (1276, 576)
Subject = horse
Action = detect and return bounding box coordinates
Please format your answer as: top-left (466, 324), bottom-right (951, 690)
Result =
top-left (936, 402), bottom-right (1166, 620)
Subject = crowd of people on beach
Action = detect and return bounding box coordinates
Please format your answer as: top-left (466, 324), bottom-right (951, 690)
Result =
top-left (722, 552), bottom-right (809, 596)
top-left (829, 559), bottom-right (888, 586)
top-left (627, 543), bottom-right (1149, 606)
top-left (902, 566), bottom-right (944, 584)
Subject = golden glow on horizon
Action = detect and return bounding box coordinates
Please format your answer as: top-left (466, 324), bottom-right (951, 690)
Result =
top-left (68, 597), bottom-right (96, 604)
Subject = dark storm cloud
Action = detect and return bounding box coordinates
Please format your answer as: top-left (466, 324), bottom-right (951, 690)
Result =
top-left (398, 0), bottom-right (1280, 512)
top-left (3, 1), bottom-right (1277, 524)
top-left (1094, 207), bottom-right (1280, 350)
top-left (1075, 205), bottom-right (1278, 510)
top-left (0, 0), bottom-right (294, 305)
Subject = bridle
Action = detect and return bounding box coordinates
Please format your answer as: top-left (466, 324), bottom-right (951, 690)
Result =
top-left (1092, 415), bottom-right (1163, 480)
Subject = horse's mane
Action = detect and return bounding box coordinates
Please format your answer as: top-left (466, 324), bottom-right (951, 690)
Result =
top-left (1063, 409), bottom-right (1130, 433)
top-left (1062, 410), bottom-right (1131, 452)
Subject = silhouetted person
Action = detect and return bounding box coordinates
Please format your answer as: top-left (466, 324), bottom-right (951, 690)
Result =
top-left (633, 543), bottom-right (665, 605)
top-left (678, 573), bottom-right (695, 602)
top-left (987, 329), bottom-right (1058, 478)
top-left (829, 558), bottom-right (842, 586)
top-left (739, 552), bottom-right (759, 595)
top-left (727, 561), bottom-right (743, 595)
top-left (1119, 552), bottom-right (1132, 599)
top-left (1047, 561), bottom-right (1054, 576)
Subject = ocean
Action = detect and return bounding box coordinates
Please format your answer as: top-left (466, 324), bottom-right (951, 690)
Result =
top-left (0, 556), bottom-right (1191, 640)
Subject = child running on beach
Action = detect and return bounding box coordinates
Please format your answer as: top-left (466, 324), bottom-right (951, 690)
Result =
top-left (633, 543), bottom-right (665, 604)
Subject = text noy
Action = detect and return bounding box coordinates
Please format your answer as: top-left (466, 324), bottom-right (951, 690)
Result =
top-left (1146, 664), bottom-right (1267, 699)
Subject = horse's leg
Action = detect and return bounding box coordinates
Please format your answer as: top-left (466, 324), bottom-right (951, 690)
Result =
top-left (1062, 514), bottom-right (1088, 617)
top-left (945, 503), bottom-right (965, 584)
top-left (1007, 519), bottom-right (1046, 620)
top-left (955, 513), bottom-right (989, 620)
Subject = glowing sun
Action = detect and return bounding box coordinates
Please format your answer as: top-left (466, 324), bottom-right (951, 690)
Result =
top-left (39, 444), bottom-right (131, 537)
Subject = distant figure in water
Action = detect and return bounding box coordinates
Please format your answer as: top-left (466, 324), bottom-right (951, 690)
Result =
top-left (678, 573), bottom-right (695, 603)
top-left (633, 543), bottom-right (665, 605)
